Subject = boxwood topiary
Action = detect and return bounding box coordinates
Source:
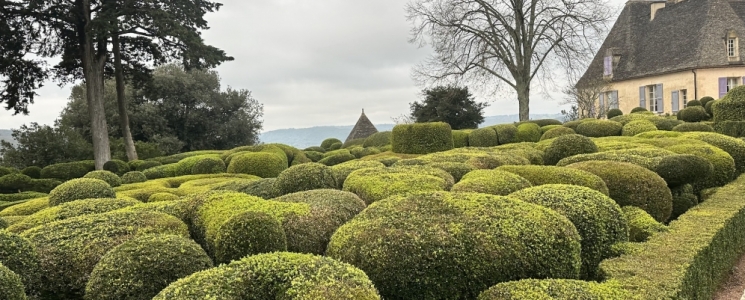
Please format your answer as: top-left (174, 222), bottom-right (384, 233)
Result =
top-left (391, 122), bottom-right (454, 154)
top-left (687, 99), bottom-right (703, 107)
top-left (0, 263), bottom-right (26, 300)
top-left (318, 150), bottom-right (356, 166)
top-left (621, 205), bottom-right (668, 242)
top-left (497, 165), bottom-right (610, 196)
top-left (21, 166), bottom-right (41, 179)
top-left (342, 166), bottom-right (453, 204)
top-left (677, 106), bottom-right (709, 122)
top-left (575, 120), bottom-right (623, 137)
top-left (363, 131), bottom-right (392, 148)
top-left (321, 138), bottom-right (343, 150)
top-left (84, 234), bottom-right (213, 300)
top-left (331, 160), bottom-right (386, 188)
top-left (429, 162), bottom-right (476, 183)
top-left (450, 130), bottom-right (470, 148)
top-left (468, 127), bottom-right (499, 147)
top-left (654, 154), bottom-right (713, 186)
top-left (134, 160), bottom-right (162, 171)
top-left (556, 152), bottom-right (660, 172)
top-left (0, 197), bottom-right (49, 217)
top-left (213, 211), bottom-right (287, 264)
top-left (21, 211), bottom-right (189, 299)
top-left (672, 122), bottom-right (715, 132)
top-left (7, 198), bottom-right (141, 233)
top-left (567, 161), bottom-right (673, 222)
top-left (0, 173), bottom-right (33, 192)
top-left (234, 178), bottom-right (279, 199)
top-left (623, 120), bottom-right (657, 136)
top-left (540, 126), bottom-right (575, 141)
top-left (631, 107), bottom-right (648, 113)
top-left (121, 171), bottom-right (147, 184)
top-left (706, 99), bottom-right (718, 116)
top-left (509, 185), bottom-right (628, 279)
top-left (103, 159), bottom-right (130, 176)
top-left (666, 143), bottom-right (735, 192)
top-left (681, 132), bottom-right (745, 175)
top-left (83, 170), bottom-right (122, 187)
top-left (40, 162), bottom-right (91, 181)
top-left (494, 124), bottom-right (518, 144)
top-left (154, 252), bottom-right (380, 299)
top-left (273, 163), bottom-right (337, 196)
top-left (478, 279), bottom-right (631, 299)
top-left (544, 134), bottom-right (598, 165)
top-left (699, 96), bottom-right (715, 107)
top-left (607, 108), bottom-right (623, 119)
top-left (651, 118), bottom-right (683, 131)
top-left (715, 120), bottom-right (745, 138)
top-left (191, 156), bottom-right (227, 174)
top-left (669, 184), bottom-right (698, 220)
top-left (635, 130), bottom-right (683, 138)
top-left (327, 191), bottom-right (582, 299)
top-left (515, 123), bottom-right (542, 142)
top-left (540, 124), bottom-right (562, 133)
top-left (450, 169), bottom-right (532, 196)
top-left (48, 178), bottom-right (116, 206)
top-left (0, 230), bottom-right (40, 297)
top-left (227, 152), bottom-right (287, 178)
top-left (303, 150), bottom-right (323, 162)
top-left (148, 192), bottom-right (180, 202)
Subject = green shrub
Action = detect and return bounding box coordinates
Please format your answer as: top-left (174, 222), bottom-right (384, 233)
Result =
top-left (142, 163), bottom-right (177, 179)
top-left (654, 154), bottom-right (713, 186)
top-left (556, 152), bottom-right (660, 172)
top-left (0, 173), bottom-right (32, 192)
top-left (83, 170), bottom-right (122, 187)
top-left (342, 166), bottom-right (453, 204)
top-left (677, 106), bottom-right (709, 122)
top-left (40, 162), bottom-right (91, 181)
top-left (48, 178), bottom-right (116, 206)
top-left (515, 123), bottom-right (542, 142)
top-left (670, 184), bottom-right (698, 220)
top-left (510, 185), bottom-right (628, 279)
top-left (451, 130), bottom-right (470, 148)
top-left (468, 127), bottom-right (499, 147)
top-left (607, 108), bottom-right (623, 119)
top-left (544, 134), bottom-right (598, 165)
top-left (540, 126), bottom-right (575, 141)
top-left (304, 146), bottom-right (326, 153)
top-left (622, 206), bottom-right (668, 242)
top-left (540, 124), bottom-right (562, 133)
top-left (214, 211), bottom-right (287, 264)
top-left (651, 118), bottom-right (683, 131)
top-left (20, 166), bottom-right (41, 179)
top-left (318, 151), bottom-right (356, 166)
top-left (681, 132), bottom-right (745, 175)
top-left (0, 230), bottom-right (40, 297)
top-left (133, 160), bottom-right (162, 171)
top-left (715, 120), bottom-right (745, 138)
top-left (567, 161), bottom-right (673, 222)
top-left (391, 122), bottom-right (454, 154)
top-left (172, 155), bottom-right (219, 176)
top-left (328, 141), bottom-right (342, 150)
top-left (327, 192), bottom-right (582, 299)
top-left (429, 162), bottom-right (476, 182)
top-left (0, 197), bottom-right (49, 217)
top-left (227, 152), bottom-right (287, 178)
top-left (7, 198), bottom-right (141, 233)
top-left (575, 120), bottom-right (623, 137)
top-left (451, 169), bottom-right (532, 196)
top-left (273, 163), bottom-right (337, 196)
top-left (21, 211), bottom-right (188, 299)
top-left (0, 192), bottom-right (46, 202)
top-left (0, 166), bottom-right (16, 177)
top-left (687, 99), bottom-right (702, 107)
top-left (706, 99), bottom-right (718, 116)
top-left (478, 279), bottom-right (630, 300)
top-left (343, 138), bottom-right (366, 148)
top-left (528, 119), bottom-right (562, 127)
top-left (154, 252), bottom-right (380, 299)
top-left (232, 178), bottom-right (279, 199)
top-left (666, 143), bottom-right (735, 192)
top-left (148, 192), bottom-right (180, 202)
top-left (497, 165), bottom-right (610, 195)
top-left (0, 263), bottom-right (26, 300)
top-left (672, 122), bottom-right (715, 132)
top-left (321, 138), bottom-right (343, 150)
top-left (103, 159), bottom-right (130, 176)
top-left (191, 156), bottom-right (227, 174)
top-left (635, 130), bottom-right (682, 138)
top-left (303, 150), bottom-right (323, 162)
top-left (363, 131), bottom-right (392, 148)
top-left (622, 120), bottom-right (657, 136)
top-left (631, 107), bottom-right (648, 113)
top-left (699, 96), bottom-right (715, 107)
top-left (121, 171), bottom-right (147, 184)
top-left (494, 124), bottom-right (518, 144)
top-left (331, 160), bottom-right (386, 188)
top-left (84, 234), bottom-right (212, 300)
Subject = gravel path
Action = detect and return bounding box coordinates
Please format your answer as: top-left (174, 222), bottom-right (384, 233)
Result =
top-left (713, 251), bottom-right (745, 300)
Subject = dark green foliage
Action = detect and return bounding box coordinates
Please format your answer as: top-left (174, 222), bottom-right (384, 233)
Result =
top-left (0, 167), bottom-right (16, 177)
top-left (48, 178), bottom-right (116, 206)
top-left (28, 179), bottom-right (62, 193)
top-left (363, 131), bottom-right (392, 148)
top-left (451, 170), bottom-right (532, 196)
top-left (544, 134), bottom-right (598, 165)
top-left (303, 150), bottom-right (323, 162)
top-left (622, 120), bottom-right (657, 136)
top-left (687, 99), bottom-right (702, 107)
top-left (468, 127), bottom-right (499, 147)
top-left (575, 120), bottom-right (623, 137)
top-left (607, 108), bottom-right (623, 119)
top-left (429, 162), bottom-right (476, 182)
top-left (83, 170), bottom-right (122, 187)
top-left (631, 107), bottom-right (649, 113)
top-left (682, 132), bottom-right (745, 175)
top-left (227, 152), bottom-right (287, 178)
top-left (321, 138), bottom-right (343, 150)
top-left (410, 86), bottom-right (488, 129)
top-left (0, 173), bottom-right (32, 192)
top-left (84, 234), bottom-right (212, 300)
top-left (0, 230), bottom-right (41, 297)
top-left (478, 279), bottom-right (630, 300)
top-left (494, 124), bottom-right (518, 144)
top-left (20, 166), bottom-right (41, 179)
top-left (142, 164), bottom-right (177, 180)
top-left (235, 178), bottom-right (279, 199)
top-left (677, 106), bottom-right (709, 122)
top-left (273, 163), bottom-right (337, 196)
top-left (0, 191), bottom-right (46, 202)
top-left (391, 122), bottom-right (454, 154)
top-left (131, 160), bottom-right (162, 171)
top-left (40, 162), bottom-right (93, 181)
top-left (343, 166), bottom-right (454, 204)
top-left (327, 192), bottom-right (582, 299)
top-left (0, 263), bottom-right (26, 300)
top-left (328, 142), bottom-right (343, 150)
top-left (303, 146), bottom-right (326, 153)
top-left (715, 121), bottom-right (745, 138)
top-left (318, 151), bottom-right (356, 166)
top-left (515, 123), bottom-right (542, 142)
top-left (191, 157), bottom-right (226, 174)
top-left (528, 119), bottom-right (563, 127)
top-left (622, 206), bottom-right (668, 242)
top-left (673, 122), bottom-right (715, 132)
top-left (567, 161), bottom-right (673, 222)
top-left (0, 123), bottom-right (92, 170)
top-left (102, 160), bottom-right (130, 176)
top-left (451, 130), bottom-right (470, 148)
top-left (540, 125), bottom-right (562, 133)
top-left (699, 96), bottom-right (715, 107)
top-left (510, 185), bottom-right (628, 280)
top-left (666, 143), bottom-right (736, 192)
top-left (497, 165), bottom-right (610, 195)
top-left (651, 118), bottom-right (683, 131)
top-left (540, 126), bottom-right (576, 141)
top-left (342, 138), bottom-right (366, 148)
top-left (670, 184), bottom-right (698, 220)
top-left (654, 155), bottom-right (713, 186)
top-left (213, 212), bottom-right (287, 264)
top-left (121, 171), bottom-right (147, 184)
top-left (331, 160), bottom-right (386, 188)
top-left (705, 99), bottom-right (718, 116)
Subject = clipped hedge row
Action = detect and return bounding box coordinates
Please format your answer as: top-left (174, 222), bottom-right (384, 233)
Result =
top-left (391, 122), bottom-right (454, 154)
top-left (478, 279), bottom-right (629, 299)
top-left (7, 198), bottom-right (141, 233)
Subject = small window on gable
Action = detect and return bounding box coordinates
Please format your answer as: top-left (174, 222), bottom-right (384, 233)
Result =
top-left (727, 31), bottom-right (739, 59)
top-left (728, 38), bottom-right (737, 57)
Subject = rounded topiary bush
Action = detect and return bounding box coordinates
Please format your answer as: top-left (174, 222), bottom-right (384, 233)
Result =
top-left (328, 141), bottom-right (343, 150)
top-left (318, 150), bottom-right (356, 166)
top-left (48, 178), bottom-right (116, 206)
top-left (21, 166), bottom-right (41, 179)
top-left (148, 192), bottom-right (180, 202)
top-left (0, 173), bottom-right (32, 192)
top-left (494, 124), bottom-right (518, 144)
top-left (635, 130), bottom-right (683, 138)
top-left (478, 279), bottom-right (630, 300)
top-left (320, 138), bottom-right (343, 150)
top-left (343, 166), bottom-right (453, 204)
top-left (451, 130), bottom-right (470, 148)
top-left (429, 162), bottom-right (476, 182)
top-left (331, 160), bottom-right (385, 188)
top-left (544, 134), bottom-right (598, 165)
top-left (509, 185), bottom-right (628, 279)
top-left (363, 131), bottom-right (392, 148)
top-left (391, 122), bottom-right (454, 154)
top-left (103, 159), bottom-right (130, 176)
top-left (651, 118), bottom-right (683, 131)
top-left (607, 108), bottom-right (623, 119)
top-left (273, 162), bottom-right (337, 196)
top-left (677, 106), bottom-right (709, 122)
top-left (714, 85), bottom-right (745, 122)
top-left (40, 162), bottom-right (91, 181)
top-left (622, 206), bottom-right (668, 242)
top-left (706, 99), bottom-right (719, 116)
top-left (687, 99), bottom-right (703, 107)
top-left (121, 171), bottom-right (147, 184)
top-left (327, 191), bottom-right (582, 299)
top-left (227, 152), bottom-right (287, 178)
top-left (83, 170), bottom-right (122, 187)
top-left (540, 124), bottom-right (562, 133)
top-left (133, 160), bottom-right (162, 171)
top-left (527, 119), bottom-right (563, 127)
top-left (566, 161), bottom-right (673, 222)
top-left (468, 127), bottom-right (499, 147)
top-left (540, 126), bottom-right (575, 141)
top-left (699, 96), bottom-right (715, 107)
top-left (234, 178), bottom-right (279, 199)
top-left (515, 123), bottom-right (542, 143)
top-left (142, 164), bottom-right (176, 179)
top-left (0, 230), bottom-right (40, 296)
top-left (84, 234), bottom-right (213, 300)
top-left (191, 156), bottom-right (227, 174)
top-left (0, 263), bottom-right (26, 300)
top-left (575, 120), bottom-right (623, 137)
top-left (7, 198), bottom-right (141, 233)
top-left (497, 165), bottom-right (610, 195)
top-left (623, 120), bottom-right (657, 136)
top-left (672, 122), bottom-right (715, 132)
top-left (450, 169), bottom-right (532, 196)
top-left (303, 150), bottom-right (323, 162)
top-left (670, 184), bottom-right (698, 220)
top-left (666, 143), bottom-right (736, 191)
top-left (213, 211), bottom-right (287, 264)
top-left (682, 132), bottom-right (745, 175)
top-left (654, 154), bottom-right (713, 186)
top-left (631, 107), bottom-right (648, 113)
top-left (154, 252), bottom-right (380, 300)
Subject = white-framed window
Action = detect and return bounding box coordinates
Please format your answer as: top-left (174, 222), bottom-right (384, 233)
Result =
top-left (648, 85), bottom-right (658, 112)
top-left (602, 91), bottom-right (619, 109)
top-left (728, 77), bottom-right (739, 91)
top-left (728, 38), bottom-right (738, 57)
top-left (681, 89), bottom-right (688, 107)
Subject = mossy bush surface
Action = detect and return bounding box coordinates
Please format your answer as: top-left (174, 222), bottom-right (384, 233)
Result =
top-left (450, 169), bottom-right (532, 196)
top-left (273, 162), bottom-right (337, 196)
top-left (191, 156), bottom-right (227, 174)
top-left (677, 106), bottom-right (709, 122)
top-left (342, 166), bottom-right (453, 204)
top-left (0, 197), bottom-right (49, 217)
top-left (478, 279), bottom-right (630, 300)
top-left (635, 130), bottom-right (682, 139)
top-left (391, 122), bottom-right (454, 154)
top-left (622, 120), bottom-right (657, 136)
top-left (142, 163), bottom-right (177, 179)
top-left (83, 170), bottom-right (121, 187)
top-left (567, 161), bottom-right (673, 222)
top-left (666, 143), bottom-right (735, 191)
top-left (575, 120), bottom-right (623, 137)
top-left (607, 108), bottom-right (623, 119)
top-left (327, 191), bottom-right (582, 300)
top-left (0, 192), bottom-right (46, 202)
top-left (670, 184), bottom-right (698, 220)
top-left (363, 131), bottom-right (392, 147)
top-left (84, 234), bottom-right (213, 300)
top-left (227, 178), bottom-right (279, 199)
top-left (527, 119), bottom-right (563, 127)
top-left (213, 211), bottom-right (287, 264)
top-left (331, 160), bottom-right (385, 188)
top-left (540, 124), bottom-right (562, 133)
top-left (317, 149), bottom-right (356, 166)
top-left (540, 126), bottom-right (575, 141)
top-left (654, 154), bottom-right (713, 186)
top-left (556, 152), bottom-right (660, 171)
top-left (227, 151), bottom-right (287, 178)
top-left (497, 165), bottom-right (610, 196)
top-left (0, 230), bottom-right (40, 297)
top-left (148, 192), bottom-right (180, 202)
top-left (468, 127), bottom-right (499, 147)
top-left (7, 198), bottom-right (141, 233)
top-left (153, 252), bottom-right (380, 300)
top-left (429, 161), bottom-right (476, 182)
top-left (715, 120), bottom-right (745, 137)
top-left (121, 171), bottom-right (147, 184)
top-left (0, 263), bottom-right (26, 300)
top-left (48, 178), bottom-right (116, 206)
top-left (544, 134), bottom-right (598, 165)
top-left (515, 123), bottom-right (542, 142)
top-left (20, 211), bottom-right (188, 299)
top-left (631, 107), bottom-right (649, 113)
top-left (303, 150), bottom-right (323, 162)
top-left (510, 185), bottom-right (628, 279)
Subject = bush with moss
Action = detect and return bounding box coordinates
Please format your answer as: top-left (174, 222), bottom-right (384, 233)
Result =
top-left (544, 134), bottom-right (598, 165)
top-left (575, 120), bottom-right (623, 137)
top-left (391, 122), bottom-right (454, 154)
top-left (429, 162), bottom-right (476, 182)
top-left (303, 150), bottom-right (323, 162)
top-left (621, 206), bottom-right (668, 242)
top-left (567, 161), bottom-right (673, 222)
top-left (132, 160), bottom-right (162, 171)
top-left (320, 138), bottom-right (343, 150)
top-left (451, 169), bottom-right (532, 196)
top-left (699, 96), bottom-right (714, 107)
top-left (686, 99), bottom-right (702, 107)
top-left (0, 173), bottom-right (32, 193)
top-left (635, 130), bottom-right (682, 139)
top-left (497, 165), bottom-right (610, 195)
top-left (0, 230), bottom-right (40, 297)
top-left (48, 178), bottom-right (116, 206)
top-left (20, 166), bottom-right (41, 179)
top-left (631, 107), bottom-right (648, 113)
top-left (607, 108), bottom-right (623, 119)
top-left (227, 152), bottom-right (287, 178)
top-left (515, 123), bottom-right (542, 142)
top-left (540, 126), bottom-right (575, 141)
top-left (677, 106), bottom-right (709, 123)
top-left (83, 170), bottom-right (122, 187)
top-left (540, 124), bottom-right (562, 133)
top-left (468, 127), bottom-right (499, 147)
top-left (21, 211), bottom-right (188, 299)
top-left (478, 279), bottom-right (630, 300)
top-left (331, 160), bottom-right (385, 188)
top-left (273, 163), bottom-right (337, 196)
top-left (40, 162), bottom-right (92, 181)
top-left (622, 120), bottom-right (657, 136)
top-left (7, 198), bottom-right (141, 233)
top-left (556, 152), bottom-right (660, 172)
top-left (0, 263), bottom-right (26, 300)
top-left (230, 178), bottom-right (279, 199)
top-left (666, 143), bottom-right (735, 192)
top-left (672, 122), bottom-right (715, 132)
top-left (327, 191), bottom-right (582, 299)
top-left (342, 166), bottom-right (453, 204)
top-left (510, 185), bottom-right (628, 279)
top-left (84, 234), bottom-right (212, 300)
top-left (121, 171), bottom-right (147, 184)
top-left (103, 159), bottom-right (130, 176)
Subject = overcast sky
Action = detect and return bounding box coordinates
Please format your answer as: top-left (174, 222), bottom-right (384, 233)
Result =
top-left (0, 0), bottom-right (625, 132)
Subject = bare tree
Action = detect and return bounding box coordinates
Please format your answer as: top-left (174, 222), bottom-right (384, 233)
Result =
top-left (563, 77), bottom-right (612, 119)
top-left (407, 0), bottom-right (613, 121)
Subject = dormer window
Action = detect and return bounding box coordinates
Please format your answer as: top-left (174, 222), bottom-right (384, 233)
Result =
top-left (728, 38), bottom-right (737, 57)
top-left (726, 31), bottom-right (739, 61)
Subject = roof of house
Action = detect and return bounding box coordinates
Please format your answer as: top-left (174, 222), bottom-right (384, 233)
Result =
top-left (345, 109), bottom-right (378, 143)
top-left (578, 0), bottom-right (745, 87)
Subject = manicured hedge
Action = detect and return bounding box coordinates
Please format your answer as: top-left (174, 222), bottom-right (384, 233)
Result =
top-left (40, 162), bottom-right (92, 181)
top-left (391, 122), bottom-right (454, 154)
top-left (623, 120), bottom-right (657, 136)
top-left (478, 279), bottom-right (630, 300)
top-left (451, 130), bottom-right (470, 148)
top-left (575, 120), bottom-right (623, 137)
top-left (153, 252), bottom-right (380, 299)
top-left (715, 120), bottom-right (745, 138)
top-left (494, 124), bottom-right (518, 144)
top-left (342, 166), bottom-right (453, 204)
top-left (0, 263), bottom-right (26, 300)
top-left (635, 130), bottom-right (682, 139)
top-left (607, 108), bottom-right (623, 119)
top-left (677, 106), bottom-right (709, 123)
top-left (0, 192), bottom-right (46, 203)
top-left (429, 161), bottom-right (476, 182)
top-left (666, 144), bottom-right (735, 192)
top-left (515, 123), bottom-right (542, 143)
top-left (317, 149), bottom-right (356, 166)
top-left (84, 234), bottom-right (213, 300)
top-left (654, 154), bottom-right (713, 186)
top-left (142, 164), bottom-right (177, 180)
top-left (540, 126), bottom-right (575, 141)
top-left (331, 160), bottom-right (386, 188)
top-left (556, 152), bottom-right (660, 172)
top-left (327, 191), bottom-right (582, 299)
top-left (7, 198), bottom-right (141, 233)
top-left (713, 85), bottom-right (745, 123)
top-left (623, 206), bottom-right (668, 242)
top-left (681, 132), bottom-right (745, 175)
top-left (0, 173), bottom-right (32, 192)
top-left (273, 163), bottom-right (337, 196)
top-left (544, 134), bottom-right (598, 165)
top-left (121, 171), bottom-right (147, 184)
top-left (191, 156), bottom-right (227, 174)
top-left (227, 152), bottom-right (287, 178)
top-left (497, 165), bottom-right (610, 196)
top-left (363, 131), bottom-right (392, 148)
top-left (48, 178), bottom-right (116, 206)
top-left (21, 166), bottom-right (41, 179)
top-left (670, 184), bottom-right (699, 220)
top-left (321, 138), bottom-right (343, 150)
top-left (148, 192), bottom-right (180, 202)
top-left (0, 230), bottom-right (40, 297)
top-left (214, 211), bottom-right (287, 264)
top-left (103, 159), bottom-right (130, 176)
top-left (451, 169), bottom-right (532, 196)
top-left (0, 197), bottom-right (49, 217)
top-left (468, 127), bottom-right (499, 147)
top-left (672, 122), bottom-right (715, 132)
top-left (83, 170), bottom-right (122, 187)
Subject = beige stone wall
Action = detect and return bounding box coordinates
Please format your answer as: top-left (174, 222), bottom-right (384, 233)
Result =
top-left (603, 66), bottom-right (745, 115)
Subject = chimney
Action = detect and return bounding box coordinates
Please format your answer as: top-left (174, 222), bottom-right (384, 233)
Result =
top-left (650, 2), bottom-right (666, 20)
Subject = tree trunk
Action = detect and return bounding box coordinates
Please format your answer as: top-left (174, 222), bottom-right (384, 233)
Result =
top-left (516, 82), bottom-right (530, 121)
top-left (82, 48), bottom-right (111, 169)
top-left (113, 34), bottom-right (138, 161)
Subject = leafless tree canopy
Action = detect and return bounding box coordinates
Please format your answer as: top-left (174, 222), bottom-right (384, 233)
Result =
top-left (562, 77), bottom-right (611, 119)
top-left (407, 0), bottom-right (612, 120)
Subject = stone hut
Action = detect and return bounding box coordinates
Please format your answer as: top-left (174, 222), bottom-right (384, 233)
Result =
top-left (345, 109), bottom-right (378, 143)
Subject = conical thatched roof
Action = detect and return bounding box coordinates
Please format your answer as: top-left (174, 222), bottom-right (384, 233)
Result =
top-left (345, 109), bottom-right (378, 143)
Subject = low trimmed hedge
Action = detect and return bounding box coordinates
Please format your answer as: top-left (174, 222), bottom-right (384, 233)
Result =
top-left (497, 165), bottom-right (610, 196)
top-left (478, 279), bottom-right (630, 299)
top-left (515, 123), bottom-right (542, 142)
top-left (121, 171), bottom-right (147, 184)
top-left (672, 122), bottom-right (714, 132)
top-left (7, 198), bottom-right (141, 233)
top-left (331, 160), bottom-right (386, 188)
top-left (0, 230), bottom-right (40, 297)
top-left (318, 149), bottom-right (356, 166)
top-left (677, 106), bottom-right (709, 122)
top-left (681, 132), bottom-right (745, 175)
top-left (575, 120), bottom-right (623, 137)
top-left (363, 131), bottom-right (392, 148)
top-left (21, 166), bottom-right (41, 179)
top-left (0, 263), bottom-right (26, 300)
top-left (40, 162), bottom-right (92, 181)
top-left (391, 122), bottom-right (454, 154)
top-left (451, 169), bottom-right (532, 196)
top-left (48, 178), bottom-right (116, 206)
top-left (607, 108), bottom-right (623, 119)
top-left (654, 154), bottom-right (713, 186)
top-left (0, 173), bottom-right (32, 192)
top-left (544, 134), bottom-right (598, 165)
top-left (103, 159), bottom-right (130, 176)
top-left (715, 120), bottom-right (745, 138)
top-left (451, 130), bottom-right (470, 148)
top-left (273, 163), bottom-right (337, 196)
top-left (713, 85), bottom-right (745, 123)
top-left (622, 206), bottom-right (668, 242)
top-left (0, 192), bottom-right (46, 203)
top-left (494, 124), bottom-right (518, 144)
top-left (142, 164), bottom-right (177, 180)
top-left (342, 166), bottom-right (454, 204)
top-left (666, 143), bottom-right (735, 192)
top-left (148, 192), bottom-right (180, 202)
top-left (468, 127), bottom-right (499, 147)
top-left (83, 170), bottom-right (122, 187)
top-left (540, 126), bottom-right (575, 141)
top-left (214, 211), bottom-right (287, 264)
top-left (227, 152), bottom-right (287, 178)
top-left (0, 197), bottom-right (49, 217)
top-left (321, 138), bottom-right (343, 150)
top-left (623, 120), bottom-right (657, 136)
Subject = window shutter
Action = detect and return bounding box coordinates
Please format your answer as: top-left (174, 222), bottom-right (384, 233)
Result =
top-left (656, 84), bottom-right (663, 112)
top-left (604, 57), bottom-right (612, 76)
top-left (720, 77), bottom-right (728, 98)
top-left (611, 91), bottom-right (619, 109)
top-left (672, 90), bottom-right (679, 112)
top-left (639, 86), bottom-right (646, 109)
top-left (599, 93), bottom-right (605, 115)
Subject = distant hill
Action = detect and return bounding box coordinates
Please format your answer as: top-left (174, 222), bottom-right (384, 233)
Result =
top-left (259, 113), bottom-right (563, 149)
